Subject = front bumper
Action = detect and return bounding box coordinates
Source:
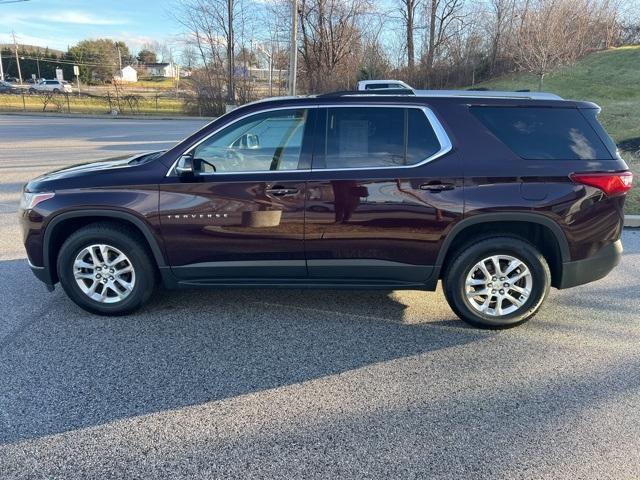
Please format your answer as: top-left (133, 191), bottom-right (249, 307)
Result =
top-left (28, 258), bottom-right (55, 291)
top-left (558, 239), bottom-right (623, 289)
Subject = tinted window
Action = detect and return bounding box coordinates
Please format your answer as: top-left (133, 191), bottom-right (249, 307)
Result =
top-left (321, 107), bottom-right (442, 169)
top-left (193, 109), bottom-right (308, 173)
top-left (407, 108), bottom-right (441, 164)
top-left (470, 106), bottom-right (612, 160)
top-left (365, 84), bottom-right (389, 90)
top-left (580, 108), bottom-right (618, 156)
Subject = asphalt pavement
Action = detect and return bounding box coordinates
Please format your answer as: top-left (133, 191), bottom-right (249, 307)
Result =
top-left (0, 114), bottom-right (639, 479)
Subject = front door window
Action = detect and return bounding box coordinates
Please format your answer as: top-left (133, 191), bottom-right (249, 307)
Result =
top-left (191, 109), bottom-right (309, 173)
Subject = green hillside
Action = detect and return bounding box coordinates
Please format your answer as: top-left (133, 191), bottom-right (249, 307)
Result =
top-left (473, 46), bottom-right (640, 214)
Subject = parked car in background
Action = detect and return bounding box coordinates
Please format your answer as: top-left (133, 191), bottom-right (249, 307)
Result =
top-left (29, 79), bottom-right (73, 94)
top-left (19, 90), bottom-right (632, 328)
top-left (0, 80), bottom-right (19, 94)
top-left (357, 79), bottom-right (413, 91)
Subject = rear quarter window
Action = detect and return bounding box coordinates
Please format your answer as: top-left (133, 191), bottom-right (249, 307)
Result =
top-left (470, 106), bottom-right (613, 160)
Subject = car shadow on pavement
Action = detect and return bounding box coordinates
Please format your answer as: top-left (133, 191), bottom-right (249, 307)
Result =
top-left (0, 259), bottom-right (489, 445)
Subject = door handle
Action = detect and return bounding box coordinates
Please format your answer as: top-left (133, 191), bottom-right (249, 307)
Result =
top-left (266, 186), bottom-right (299, 196)
top-left (420, 183), bottom-right (455, 192)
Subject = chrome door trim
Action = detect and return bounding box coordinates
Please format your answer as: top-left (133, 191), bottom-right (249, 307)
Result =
top-left (313, 105), bottom-right (452, 172)
top-left (165, 103), bottom-right (453, 177)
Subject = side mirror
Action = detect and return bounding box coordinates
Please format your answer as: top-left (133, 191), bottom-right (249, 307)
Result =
top-left (175, 154), bottom-right (195, 176)
top-left (245, 133), bottom-right (259, 149)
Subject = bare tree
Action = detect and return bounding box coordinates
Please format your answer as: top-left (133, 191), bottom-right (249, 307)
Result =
top-left (396, 0), bottom-right (422, 72)
top-left (174, 0), bottom-right (247, 104)
top-left (487, 0), bottom-right (517, 74)
top-left (180, 43), bottom-right (199, 68)
top-left (422, 0), bottom-right (468, 80)
top-left (515, 0), bottom-right (619, 90)
top-left (298, 0), bottom-right (372, 92)
top-left (358, 39), bottom-right (392, 80)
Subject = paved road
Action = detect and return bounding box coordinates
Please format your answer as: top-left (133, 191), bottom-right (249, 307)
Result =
top-left (1, 115), bottom-right (639, 479)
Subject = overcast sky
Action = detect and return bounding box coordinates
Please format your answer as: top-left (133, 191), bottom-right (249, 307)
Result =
top-left (0, 0), bottom-right (182, 52)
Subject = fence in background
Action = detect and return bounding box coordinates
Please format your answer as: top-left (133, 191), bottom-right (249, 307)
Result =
top-left (0, 91), bottom-right (187, 116)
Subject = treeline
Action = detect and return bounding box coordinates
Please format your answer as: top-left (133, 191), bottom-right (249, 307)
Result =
top-left (3, 0), bottom-right (638, 115)
top-left (296, 0), bottom-right (633, 91)
top-left (0, 40), bottom-right (166, 84)
top-left (175, 0), bottom-right (637, 114)
top-left (0, 47), bottom-right (70, 81)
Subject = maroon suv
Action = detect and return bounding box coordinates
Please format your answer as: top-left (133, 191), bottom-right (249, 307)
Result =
top-left (18, 90), bottom-right (633, 328)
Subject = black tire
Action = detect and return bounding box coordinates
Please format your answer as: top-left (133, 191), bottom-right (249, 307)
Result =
top-left (53, 88), bottom-right (60, 93)
top-left (57, 223), bottom-right (156, 315)
top-left (443, 236), bottom-right (551, 329)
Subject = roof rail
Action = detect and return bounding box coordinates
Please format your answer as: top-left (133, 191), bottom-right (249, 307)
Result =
top-left (414, 89), bottom-right (563, 100)
top-left (314, 88), bottom-right (562, 100)
top-left (316, 89), bottom-right (416, 98)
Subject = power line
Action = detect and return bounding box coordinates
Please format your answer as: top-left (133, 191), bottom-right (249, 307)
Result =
top-left (0, 0), bottom-right (31, 4)
top-left (16, 56), bottom-right (118, 68)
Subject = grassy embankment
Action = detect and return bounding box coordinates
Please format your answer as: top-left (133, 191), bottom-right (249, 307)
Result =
top-left (473, 46), bottom-right (640, 214)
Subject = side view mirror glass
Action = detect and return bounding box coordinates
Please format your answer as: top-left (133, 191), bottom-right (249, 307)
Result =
top-left (175, 154), bottom-right (195, 176)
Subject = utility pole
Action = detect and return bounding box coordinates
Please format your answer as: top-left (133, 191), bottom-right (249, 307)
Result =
top-left (0, 49), bottom-right (4, 81)
top-left (12, 31), bottom-right (23, 84)
top-left (288, 0), bottom-right (298, 96)
top-left (175, 64), bottom-right (180, 97)
top-left (117, 46), bottom-right (122, 70)
top-left (226, 0), bottom-right (235, 105)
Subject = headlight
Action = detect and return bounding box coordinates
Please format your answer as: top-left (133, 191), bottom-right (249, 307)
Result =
top-left (20, 192), bottom-right (55, 210)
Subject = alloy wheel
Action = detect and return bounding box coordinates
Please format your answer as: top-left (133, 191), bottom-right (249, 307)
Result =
top-left (464, 254), bottom-right (533, 317)
top-left (73, 244), bottom-right (136, 303)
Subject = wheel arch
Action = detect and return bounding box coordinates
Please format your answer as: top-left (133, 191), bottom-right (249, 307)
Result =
top-left (43, 209), bottom-right (167, 284)
top-left (435, 213), bottom-right (570, 288)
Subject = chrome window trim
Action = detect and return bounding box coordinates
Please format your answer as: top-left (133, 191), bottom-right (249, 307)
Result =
top-left (315, 105), bottom-right (452, 172)
top-left (165, 103), bottom-right (453, 177)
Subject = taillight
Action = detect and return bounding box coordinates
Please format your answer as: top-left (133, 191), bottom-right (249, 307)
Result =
top-left (569, 171), bottom-right (633, 197)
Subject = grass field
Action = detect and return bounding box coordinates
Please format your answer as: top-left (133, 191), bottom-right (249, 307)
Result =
top-left (473, 46), bottom-right (640, 214)
top-left (0, 93), bottom-right (185, 116)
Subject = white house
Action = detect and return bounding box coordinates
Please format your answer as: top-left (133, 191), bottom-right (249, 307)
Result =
top-left (113, 65), bottom-right (138, 82)
top-left (141, 62), bottom-right (177, 78)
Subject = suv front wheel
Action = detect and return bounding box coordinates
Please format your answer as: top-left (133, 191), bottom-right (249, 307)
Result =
top-left (57, 223), bottom-right (156, 315)
top-left (444, 236), bottom-right (551, 328)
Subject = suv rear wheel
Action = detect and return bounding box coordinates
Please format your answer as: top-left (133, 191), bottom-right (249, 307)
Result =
top-left (444, 236), bottom-right (551, 328)
top-left (57, 223), bottom-right (156, 315)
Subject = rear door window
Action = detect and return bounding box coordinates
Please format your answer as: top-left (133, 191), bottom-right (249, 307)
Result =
top-left (470, 106), bottom-right (612, 160)
top-left (318, 107), bottom-right (443, 169)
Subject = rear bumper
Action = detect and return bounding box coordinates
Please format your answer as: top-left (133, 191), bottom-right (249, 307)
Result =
top-left (558, 239), bottom-right (622, 289)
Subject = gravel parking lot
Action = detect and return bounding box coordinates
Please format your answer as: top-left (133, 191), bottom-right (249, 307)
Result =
top-left (1, 114), bottom-right (639, 479)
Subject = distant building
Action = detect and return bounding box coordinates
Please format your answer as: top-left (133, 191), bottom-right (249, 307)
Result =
top-left (113, 65), bottom-right (138, 82)
top-left (141, 62), bottom-right (176, 78)
top-left (248, 67), bottom-right (287, 81)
